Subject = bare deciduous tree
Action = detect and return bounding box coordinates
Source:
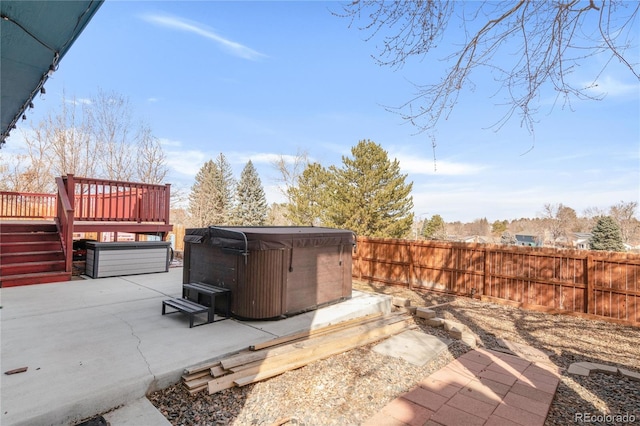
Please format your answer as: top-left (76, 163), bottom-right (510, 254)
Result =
top-left (609, 200), bottom-right (639, 243)
top-left (87, 89), bottom-right (135, 181)
top-left (338, 1), bottom-right (639, 133)
top-left (542, 203), bottom-right (578, 245)
top-left (17, 125), bottom-right (52, 192)
top-left (1, 90), bottom-right (170, 194)
top-left (46, 94), bottom-right (96, 178)
top-left (271, 149), bottom-right (309, 203)
top-left (135, 124), bottom-right (168, 184)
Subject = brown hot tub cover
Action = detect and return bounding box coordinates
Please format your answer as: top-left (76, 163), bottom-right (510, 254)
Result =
top-left (183, 226), bottom-right (356, 320)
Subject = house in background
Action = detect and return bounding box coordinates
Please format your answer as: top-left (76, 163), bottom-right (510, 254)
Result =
top-left (515, 234), bottom-right (539, 247)
top-left (572, 232), bottom-right (592, 250)
top-left (458, 235), bottom-right (492, 244)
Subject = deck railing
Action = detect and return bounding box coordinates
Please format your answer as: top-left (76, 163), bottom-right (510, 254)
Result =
top-left (0, 176), bottom-right (172, 224)
top-left (0, 191), bottom-right (57, 219)
top-left (65, 174), bottom-right (171, 223)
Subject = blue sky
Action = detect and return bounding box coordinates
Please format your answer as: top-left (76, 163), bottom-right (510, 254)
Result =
top-left (6, 1), bottom-right (640, 222)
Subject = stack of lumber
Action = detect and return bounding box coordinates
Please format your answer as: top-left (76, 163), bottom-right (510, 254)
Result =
top-left (182, 312), bottom-right (414, 395)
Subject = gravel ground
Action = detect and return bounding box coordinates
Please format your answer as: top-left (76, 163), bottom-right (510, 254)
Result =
top-left (149, 281), bottom-right (640, 426)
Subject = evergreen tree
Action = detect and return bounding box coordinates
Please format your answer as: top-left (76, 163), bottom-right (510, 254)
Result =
top-left (188, 160), bottom-right (218, 228)
top-left (492, 220), bottom-right (508, 235)
top-left (422, 215), bottom-right (446, 240)
top-left (187, 154), bottom-right (235, 228)
top-left (325, 140), bottom-right (414, 238)
top-left (210, 153), bottom-right (236, 225)
top-left (234, 160), bottom-right (268, 226)
top-left (286, 162), bottom-right (330, 226)
top-left (589, 216), bottom-right (625, 252)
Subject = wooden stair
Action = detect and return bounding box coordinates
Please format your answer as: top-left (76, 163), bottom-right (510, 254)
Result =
top-left (0, 221), bottom-right (70, 287)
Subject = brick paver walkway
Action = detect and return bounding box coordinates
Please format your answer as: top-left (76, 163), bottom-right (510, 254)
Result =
top-left (364, 348), bottom-right (561, 426)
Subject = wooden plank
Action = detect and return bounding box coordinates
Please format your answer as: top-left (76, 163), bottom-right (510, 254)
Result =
top-left (249, 312), bottom-right (383, 351)
top-left (210, 365), bottom-right (228, 378)
top-left (221, 313), bottom-right (407, 370)
top-left (181, 370), bottom-right (211, 382)
top-left (184, 360), bottom-right (222, 376)
top-left (187, 384), bottom-right (208, 395)
top-left (208, 315), bottom-right (412, 395)
top-left (185, 375), bottom-right (213, 390)
top-left (233, 320), bottom-right (412, 387)
top-left (208, 369), bottom-right (256, 394)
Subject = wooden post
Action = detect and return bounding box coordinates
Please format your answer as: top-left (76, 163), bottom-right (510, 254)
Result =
top-left (65, 174), bottom-right (75, 209)
top-left (408, 240), bottom-right (415, 290)
top-left (585, 254), bottom-right (593, 315)
top-left (482, 247), bottom-right (489, 297)
top-left (164, 183), bottom-right (171, 225)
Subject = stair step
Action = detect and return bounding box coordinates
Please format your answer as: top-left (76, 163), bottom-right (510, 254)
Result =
top-left (1, 251), bottom-right (65, 265)
top-left (0, 271), bottom-right (71, 287)
top-left (0, 231), bottom-right (59, 243)
top-left (0, 222), bottom-right (57, 233)
top-left (0, 241), bottom-right (63, 253)
top-left (0, 260), bottom-right (66, 276)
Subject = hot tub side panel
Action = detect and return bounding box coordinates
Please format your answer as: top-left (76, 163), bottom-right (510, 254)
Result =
top-left (234, 249), bottom-right (287, 320)
top-left (184, 242), bottom-right (237, 289)
top-left (285, 245), bottom-right (352, 315)
top-left (184, 242), bottom-right (287, 320)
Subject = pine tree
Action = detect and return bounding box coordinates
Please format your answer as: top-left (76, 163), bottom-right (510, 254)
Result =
top-left (422, 215), bottom-right (446, 240)
top-left (187, 154), bottom-right (235, 228)
top-left (326, 140), bottom-right (414, 238)
top-left (234, 160), bottom-right (268, 226)
top-left (210, 153), bottom-right (236, 225)
top-left (286, 162), bottom-right (330, 226)
top-left (188, 160), bottom-right (218, 228)
top-left (589, 216), bottom-right (625, 252)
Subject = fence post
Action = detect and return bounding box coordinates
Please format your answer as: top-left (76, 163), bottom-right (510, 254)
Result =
top-left (356, 236), bottom-right (363, 281)
top-left (482, 247), bottom-right (489, 296)
top-left (408, 240), bottom-right (415, 290)
top-left (585, 254), bottom-right (593, 315)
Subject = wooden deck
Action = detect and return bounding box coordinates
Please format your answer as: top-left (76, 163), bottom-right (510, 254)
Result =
top-left (0, 175), bottom-right (173, 286)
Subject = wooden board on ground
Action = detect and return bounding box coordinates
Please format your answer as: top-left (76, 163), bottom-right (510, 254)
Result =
top-left (182, 312), bottom-right (414, 396)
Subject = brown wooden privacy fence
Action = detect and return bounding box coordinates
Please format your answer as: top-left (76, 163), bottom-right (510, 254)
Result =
top-left (0, 191), bottom-right (57, 219)
top-left (353, 237), bottom-right (640, 325)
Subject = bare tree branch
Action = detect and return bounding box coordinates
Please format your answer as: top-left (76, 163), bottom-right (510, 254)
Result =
top-left (337, 1), bottom-right (639, 134)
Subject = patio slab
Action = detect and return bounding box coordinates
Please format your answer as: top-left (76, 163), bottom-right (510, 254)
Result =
top-left (0, 268), bottom-right (391, 426)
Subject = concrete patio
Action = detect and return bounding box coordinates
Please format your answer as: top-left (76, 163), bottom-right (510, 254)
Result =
top-left (0, 268), bottom-right (391, 426)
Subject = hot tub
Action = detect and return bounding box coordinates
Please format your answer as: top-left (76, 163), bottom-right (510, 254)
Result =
top-left (183, 226), bottom-right (355, 320)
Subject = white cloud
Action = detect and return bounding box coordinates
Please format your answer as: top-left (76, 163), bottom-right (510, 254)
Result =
top-left (147, 97), bottom-right (159, 103)
top-left (64, 98), bottom-right (92, 106)
top-left (141, 13), bottom-right (267, 61)
top-left (165, 149), bottom-right (209, 177)
top-left (585, 75), bottom-right (640, 98)
top-left (393, 151), bottom-right (487, 176)
top-left (232, 152), bottom-right (303, 165)
top-left (158, 137), bottom-right (182, 147)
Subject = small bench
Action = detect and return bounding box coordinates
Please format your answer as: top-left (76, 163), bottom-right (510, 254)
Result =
top-left (182, 282), bottom-right (232, 322)
top-left (162, 298), bottom-right (210, 328)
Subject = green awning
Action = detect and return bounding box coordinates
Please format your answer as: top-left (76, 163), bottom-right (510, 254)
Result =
top-left (0, 0), bottom-right (104, 146)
